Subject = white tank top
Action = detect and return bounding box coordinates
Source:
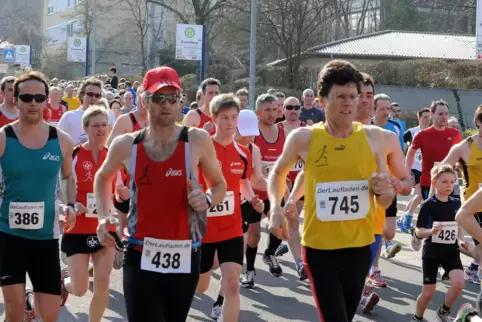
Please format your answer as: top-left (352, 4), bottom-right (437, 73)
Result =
top-left (409, 126), bottom-right (422, 172)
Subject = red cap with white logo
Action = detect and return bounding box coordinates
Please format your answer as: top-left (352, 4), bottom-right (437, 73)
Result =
top-left (143, 66), bottom-right (181, 94)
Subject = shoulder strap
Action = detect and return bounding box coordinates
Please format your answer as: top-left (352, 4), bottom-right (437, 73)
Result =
top-left (388, 119), bottom-right (401, 131)
top-left (179, 126), bottom-right (189, 142)
top-left (72, 145), bottom-right (81, 158)
top-left (48, 126), bottom-right (58, 140)
top-left (129, 113), bottom-right (137, 127)
top-left (4, 124), bottom-right (15, 138)
top-left (133, 128), bottom-right (146, 145)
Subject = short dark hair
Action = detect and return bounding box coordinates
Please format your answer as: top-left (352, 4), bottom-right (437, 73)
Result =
top-left (373, 94), bottom-right (391, 111)
top-left (109, 67), bottom-right (117, 73)
top-left (430, 100), bottom-right (449, 113)
top-left (109, 99), bottom-right (121, 109)
top-left (1, 76), bottom-right (16, 92)
top-left (317, 60), bottom-right (362, 98)
top-left (417, 107), bottom-right (430, 119)
top-left (210, 93), bottom-right (240, 116)
top-left (13, 72), bottom-right (48, 98)
top-left (79, 77), bottom-right (103, 95)
top-left (275, 92), bottom-right (285, 99)
top-left (474, 105), bottom-right (482, 128)
top-left (200, 78), bottom-right (221, 94)
top-left (236, 88), bottom-right (248, 97)
top-left (361, 72), bottom-right (375, 94)
top-left (125, 81), bottom-right (132, 88)
top-left (190, 101), bottom-right (198, 109)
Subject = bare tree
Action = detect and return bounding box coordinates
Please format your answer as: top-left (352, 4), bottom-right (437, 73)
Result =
top-left (253, 0), bottom-right (331, 87)
top-left (122, 0), bottom-right (149, 74)
top-left (0, 0), bottom-right (41, 44)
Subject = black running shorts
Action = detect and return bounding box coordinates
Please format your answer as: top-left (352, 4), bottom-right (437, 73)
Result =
top-left (200, 236), bottom-right (244, 274)
top-left (61, 233), bottom-right (117, 257)
top-left (422, 253), bottom-right (463, 284)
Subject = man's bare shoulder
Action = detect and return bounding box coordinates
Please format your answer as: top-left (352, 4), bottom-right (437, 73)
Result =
top-left (55, 126), bottom-right (74, 146)
top-left (110, 132), bottom-right (137, 151)
top-left (187, 126), bottom-right (210, 144)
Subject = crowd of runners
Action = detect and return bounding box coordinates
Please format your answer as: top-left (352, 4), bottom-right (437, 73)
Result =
top-left (1, 59), bottom-right (482, 322)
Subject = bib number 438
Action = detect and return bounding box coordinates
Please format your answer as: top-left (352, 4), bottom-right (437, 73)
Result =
top-left (141, 238), bottom-right (192, 273)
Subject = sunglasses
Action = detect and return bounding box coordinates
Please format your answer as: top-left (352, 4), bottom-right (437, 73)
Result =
top-left (392, 109), bottom-right (401, 113)
top-left (84, 92), bottom-right (102, 99)
top-left (149, 93), bottom-right (180, 104)
top-left (18, 94), bottom-right (47, 103)
top-left (285, 105), bottom-right (301, 111)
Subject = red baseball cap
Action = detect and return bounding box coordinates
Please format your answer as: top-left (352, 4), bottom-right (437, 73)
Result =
top-left (143, 66), bottom-right (181, 94)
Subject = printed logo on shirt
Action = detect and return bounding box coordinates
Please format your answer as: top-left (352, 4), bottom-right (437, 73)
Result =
top-left (83, 161), bottom-right (93, 171)
top-left (138, 165), bottom-right (152, 184)
top-left (43, 152), bottom-right (61, 161)
top-left (230, 162), bottom-right (241, 167)
top-left (334, 145), bottom-right (345, 151)
top-left (165, 168), bottom-right (182, 177)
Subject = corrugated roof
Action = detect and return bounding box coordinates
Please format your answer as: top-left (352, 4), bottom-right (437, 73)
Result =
top-left (268, 30), bottom-right (476, 66)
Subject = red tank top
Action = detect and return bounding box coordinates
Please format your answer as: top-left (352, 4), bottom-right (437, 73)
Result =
top-left (129, 112), bottom-right (142, 132)
top-left (200, 139), bottom-right (252, 243)
top-left (197, 108), bottom-right (215, 135)
top-left (67, 145), bottom-right (116, 234)
top-left (253, 127), bottom-right (285, 200)
top-left (48, 103), bottom-right (64, 122)
top-left (277, 122), bottom-right (306, 182)
top-left (0, 110), bottom-right (17, 127)
top-left (129, 128), bottom-right (190, 243)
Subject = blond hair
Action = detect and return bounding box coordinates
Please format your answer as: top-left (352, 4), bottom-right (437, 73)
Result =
top-left (431, 164), bottom-right (456, 181)
top-left (82, 105), bottom-right (109, 127)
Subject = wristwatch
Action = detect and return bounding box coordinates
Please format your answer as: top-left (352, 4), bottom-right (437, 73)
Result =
top-left (205, 194), bottom-right (212, 208)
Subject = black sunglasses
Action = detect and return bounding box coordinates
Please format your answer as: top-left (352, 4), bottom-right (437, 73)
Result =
top-left (285, 105), bottom-right (301, 111)
top-left (149, 93), bottom-right (180, 104)
top-left (18, 94), bottom-right (47, 103)
top-left (84, 92), bottom-right (102, 99)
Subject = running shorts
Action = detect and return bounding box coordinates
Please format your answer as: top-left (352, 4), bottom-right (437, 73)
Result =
top-left (385, 196), bottom-right (398, 218)
top-left (472, 212), bottom-right (482, 245)
top-left (303, 245), bottom-right (371, 322)
top-left (422, 253), bottom-right (463, 284)
top-left (61, 233), bottom-right (117, 257)
top-left (123, 246), bottom-right (200, 322)
top-left (0, 231), bottom-right (61, 295)
top-left (200, 236), bottom-right (244, 273)
top-left (411, 169), bottom-right (421, 185)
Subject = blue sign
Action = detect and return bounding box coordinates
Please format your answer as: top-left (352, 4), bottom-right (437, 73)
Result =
top-left (3, 48), bottom-right (15, 62)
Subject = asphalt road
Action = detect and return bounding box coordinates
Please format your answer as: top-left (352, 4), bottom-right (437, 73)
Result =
top-left (0, 194), bottom-right (479, 321)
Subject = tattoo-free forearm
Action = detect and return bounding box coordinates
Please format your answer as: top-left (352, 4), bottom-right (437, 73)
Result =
top-left (94, 174), bottom-right (114, 220)
top-left (456, 209), bottom-right (482, 243)
top-left (268, 171), bottom-right (288, 209)
top-left (415, 227), bottom-right (432, 239)
top-left (288, 171), bottom-right (305, 203)
top-left (66, 175), bottom-right (76, 204)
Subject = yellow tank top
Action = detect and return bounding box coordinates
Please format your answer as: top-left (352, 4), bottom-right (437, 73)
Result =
top-left (462, 137), bottom-right (482, 211)
top-left (303, 122), bottom-right (377, 250)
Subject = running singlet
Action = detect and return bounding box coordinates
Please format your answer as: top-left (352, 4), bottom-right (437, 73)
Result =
top-left (129, 113), bottom-right (142, 132)
top-left (253, 127), bottom-right (285, 200)
top-left (48, 104), bottom-right (65, 122)
top-left (0, 125), bottom-right (63, 240)
top-left (67, 145), bottom-right (116, 234)
top-left (200, 139), bottom-right (252, 243)
top-left (461, 137), bottom-right (482, 211)
top-left (278, 122), bottom-right (306, 183)
top-left (196, 108), bottom-right (215, 135)
top-left (404, 126), bottom-right (422, 172)
top-left (412, 126), bottom-right (462, 187)
top-left (303, 122), bottom-right (376, 250)
top-left (0, 111), bottom-right (17, 127)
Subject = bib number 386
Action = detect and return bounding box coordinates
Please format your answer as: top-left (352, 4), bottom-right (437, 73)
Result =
top-left (141, 238), bottom-right (192, 273)
top-left (315, 180), bottom-right (370, 222)
top-left (432, 221), bottom-right (458, 244)
top-left (8, 202), bottom-right (45, 230)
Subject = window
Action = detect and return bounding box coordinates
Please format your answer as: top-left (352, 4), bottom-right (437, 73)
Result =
top-left (47, 0), bottom-right (55, 14)
top-left (67, 20), bottom-right (83, 37)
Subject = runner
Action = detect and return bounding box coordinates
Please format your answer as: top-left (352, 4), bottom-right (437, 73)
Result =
top-left (94, 66), bottom-right (226, 321)
top-left (0, 71), bottom-right (75, 322)
top-left (276, 96), bottom-right (307, 280)
top-left (398, 107), bottom-right (431, 234)
top-left (405, 100), bottom-right (462, 200)
top-left (243, 93), bottom-right (288, 282)
top-left (0, 76), bottom-right (19, 127)
top-left (183, 78), bottom-right (221, 135)
top-left (267, 60), bottom-right (396, 322)
top-left (47, 86), bottom-right (67, 123)
top-left (429, 106), bottom-right (482, 285)
top-left (196, 93), bottom-right (264, 322)
top-left (58, 78), bottom-right (103, 145)
top-left (413, 165), bottom-right (465, 322)
top-left (59, 106), bottom-right (116, 322)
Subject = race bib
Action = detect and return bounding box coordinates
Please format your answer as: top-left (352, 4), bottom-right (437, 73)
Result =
top-left (86, 193), bottom-right (98, 218)
top-left (291, 159), bottom-right (304, 172)
top-left (315, 180), bottom-right (370, 222)
top-left (261, 161), bottom-right (275, 179)
top-left (207, 191), bottom-right (235, 217)
top-left (141, 238), bottom-right (192, 273)
top-left (432, 221), bottom-right (458, 244)
top-left (416, 151), bottom-right (422, 162)
top-left (9, 202), bottom-right (45, 230)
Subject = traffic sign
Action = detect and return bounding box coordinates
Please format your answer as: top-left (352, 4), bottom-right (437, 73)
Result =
top-left (2, 48), bottom-right (15, 62)
top-left (175, 24), bottom-right (203, 61)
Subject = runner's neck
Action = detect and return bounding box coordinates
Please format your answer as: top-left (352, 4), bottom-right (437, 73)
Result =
top-left (374, 118), bottom-right (386, 127)
top-left (434, 191), bottom-right (449, 202)
top-left (213, 132), bottom-right (233, 147)
top-left (324, 121), bottom-right (353, 138)
top-left (3, 102), bottom-right (15, 112)
top-left (357, 118), bottom-right (371, 126)
top-left (201, 105), bottom-right (211, 117)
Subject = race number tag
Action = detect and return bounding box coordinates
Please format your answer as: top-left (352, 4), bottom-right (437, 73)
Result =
top-left (86, 193), bottom-right (98, 218)
top-left (141, 238), bottom-right (192, 273)
top-left (8, 202), bottom-right (45, 230)
top-left (207, 191), bottom-right (235, 217)
top-left (432, 221), bottom-right (458, 244)
top-left (416, 151), bottom-right (422, 162)
top-left (291, 159), bottom-right (304, 172)
top-left (261, 161), bottom-right (275, 179)
top-left (315, 180), bottom-right (370, 222)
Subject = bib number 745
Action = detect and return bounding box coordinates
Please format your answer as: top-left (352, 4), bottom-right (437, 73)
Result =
top-left (328, 196), bottom-right (359, 215)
